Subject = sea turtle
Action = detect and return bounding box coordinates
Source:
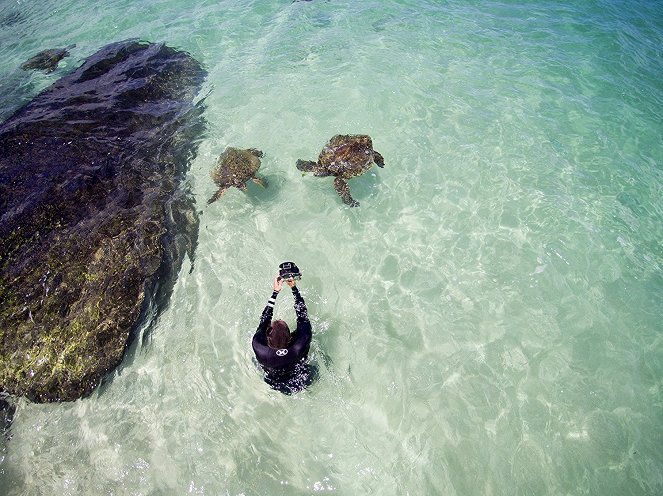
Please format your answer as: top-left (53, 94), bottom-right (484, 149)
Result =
top-left (207, 147), bottom-right (266, 204)
top-left (20, 45), bottom-right (74, 73)
top-left (296, 134), bottom-right (384, 207)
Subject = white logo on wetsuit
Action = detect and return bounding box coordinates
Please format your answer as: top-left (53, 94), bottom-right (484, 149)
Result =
top-left (276, 349), bottom-right (288, 356)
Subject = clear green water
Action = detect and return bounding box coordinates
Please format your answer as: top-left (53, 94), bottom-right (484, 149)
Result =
top-left (1, 0), bottom-right (662, 494)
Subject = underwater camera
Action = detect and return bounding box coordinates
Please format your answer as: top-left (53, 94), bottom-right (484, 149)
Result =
top-left (278, 261), bottom-right (302, 280)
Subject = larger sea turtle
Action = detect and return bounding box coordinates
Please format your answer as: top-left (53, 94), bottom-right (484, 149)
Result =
top-left (20, 45), bottom-right (74, 73)
top-left (208, 147), bottom-right (266, 204)
top-left (296, 134), bottom-right (384, 207)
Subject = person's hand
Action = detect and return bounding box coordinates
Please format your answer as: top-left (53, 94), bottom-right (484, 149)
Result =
top-left (286, 278), bottom-right (296, 288)
top-left (274, 276), bottom-right (283, 292)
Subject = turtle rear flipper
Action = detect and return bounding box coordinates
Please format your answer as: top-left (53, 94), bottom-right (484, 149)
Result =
top-left (333, 177), bottom-right (359, 207)
top-left (374, 151), bottom-right (385, 168)
top-left (296, 159), bottom-right (317, 172)
top-left (252, 175), bottom-right (268, 188)
top-left (207, 187), bottom-right (227, 205)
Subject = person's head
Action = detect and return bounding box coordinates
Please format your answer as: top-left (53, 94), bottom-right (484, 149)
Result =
top-left (267, 319), bottom-right (291, 349)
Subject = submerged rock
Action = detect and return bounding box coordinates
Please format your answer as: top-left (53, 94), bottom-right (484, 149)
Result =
top-left (0, 11), bottom-right (25, 28)
top-left (0, 40), bottom-right (206, 402)
top-left (0, 398), bottom-right (15, 438)
top-left (20, 45), bottom-right (74, 73)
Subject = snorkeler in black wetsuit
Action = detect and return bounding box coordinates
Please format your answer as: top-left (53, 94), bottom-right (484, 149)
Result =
top-left (252, 275), bottom-right (316, 394)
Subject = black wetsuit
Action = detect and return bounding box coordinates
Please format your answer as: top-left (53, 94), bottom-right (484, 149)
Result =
top-left (252, 286), bottom-right (315, 393)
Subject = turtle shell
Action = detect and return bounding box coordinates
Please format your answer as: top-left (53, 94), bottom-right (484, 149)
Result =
top-left (317, 134), bottom-right (377, 178)
top-left (211, 147), bottom-right (263, 188)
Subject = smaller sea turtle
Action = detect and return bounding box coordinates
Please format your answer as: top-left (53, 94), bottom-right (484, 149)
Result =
top-left (208, 147), bottom-right (266, 204)
top-left (296, 134), bottom-right (384, 207)
top-left (20, 45), bottom-right (74, 73)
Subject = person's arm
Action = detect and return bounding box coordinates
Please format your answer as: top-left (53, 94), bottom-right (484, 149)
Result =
top-left (286, 280), bottom-right (312, 358)
top-left (256, 277), bottom-right (283, 335)
top-left (289, 283), bottom-right (309, 326)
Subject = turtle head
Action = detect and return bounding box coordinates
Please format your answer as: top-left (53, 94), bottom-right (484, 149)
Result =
top-left (296, 159), bottom-right (317, 173)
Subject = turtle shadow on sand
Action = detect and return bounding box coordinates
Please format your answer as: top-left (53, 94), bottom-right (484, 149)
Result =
top-left (207, 147), bottom-right (267, 204)
top-left (296, 134), bottom-right (384, 207)
top-left (20, 44), bottom-right (75, 73)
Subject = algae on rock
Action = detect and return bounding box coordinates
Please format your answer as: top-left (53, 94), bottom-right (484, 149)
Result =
top-left (0, 40), bottom-right (206, 402)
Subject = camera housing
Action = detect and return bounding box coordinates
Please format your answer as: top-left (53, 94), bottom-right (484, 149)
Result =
top-left (279, 261), bottom-right (302, 280)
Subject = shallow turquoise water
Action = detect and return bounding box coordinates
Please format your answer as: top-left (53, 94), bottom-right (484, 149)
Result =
top-left (1, 0), bottom-right (662, 494)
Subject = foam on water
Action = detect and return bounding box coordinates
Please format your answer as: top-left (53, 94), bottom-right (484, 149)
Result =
top-left (1, 0), bottom-right (662, 494)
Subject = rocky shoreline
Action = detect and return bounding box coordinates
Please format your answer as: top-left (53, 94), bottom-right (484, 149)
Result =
top-left (0, 40), bottom-right (206, 402)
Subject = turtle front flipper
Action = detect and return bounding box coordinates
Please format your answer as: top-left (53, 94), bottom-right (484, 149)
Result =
top-left (333, 177), bottom-right (359, 207)
top-left (207, 187), bottom-right (227, 204)
top-left (374, 151), bottom-right (385, 168)
top-left (296, 159), bottom-right (317, 172)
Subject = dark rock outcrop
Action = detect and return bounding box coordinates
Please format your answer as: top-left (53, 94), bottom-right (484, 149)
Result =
top-left (0, 40), bottom-right (206, 402)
